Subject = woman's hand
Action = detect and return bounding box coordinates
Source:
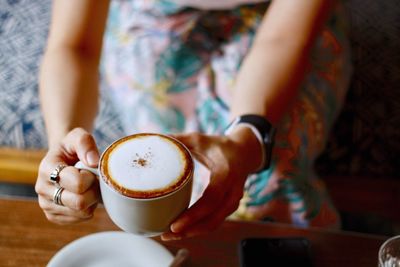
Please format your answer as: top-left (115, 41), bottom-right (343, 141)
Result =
top-left (161, 127), bottom-right (263, 240)
top-left (35, 128), bottom-right (101, 224)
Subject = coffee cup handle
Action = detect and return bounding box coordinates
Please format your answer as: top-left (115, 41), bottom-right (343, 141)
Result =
top-left (74, 161), bottom-right (99, 176)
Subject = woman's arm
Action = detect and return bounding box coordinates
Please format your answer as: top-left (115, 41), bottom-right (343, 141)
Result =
top-left (226, 0), bottom-right (333, 173)
top-left (162, 0), bottom-right (335, 240)
top-left (231, 0), bottom-right (333, 125)
top-left (39, 0), bottom-right (110, 148)
top-left (35, 0), bottom-right (110, 226)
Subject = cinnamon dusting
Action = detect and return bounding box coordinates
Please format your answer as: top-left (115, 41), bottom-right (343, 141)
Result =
top-left (132, 151), bottom-right (153, 168)
top-left (133, 158), bottom-right (147, 167)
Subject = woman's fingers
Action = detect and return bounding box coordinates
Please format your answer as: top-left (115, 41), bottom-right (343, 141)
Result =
top-left (184, 185), bottom-right (244, 237)
top-left (169, 140), bottom-right (234, 234)
top-left (62, 128), bottom-right (100, 168)
top-left (58, 167), bottom-right (98, 194)
top-left (37, 181), bottom-right (100, 224)
top-left (163, 132), bottom-right (251, 240)
top-left (36, 159), bottom-right (99, 209)
top-left (50, 180), bottom-right (100, 211)
top-left (38, 195), bottom-right (97, 219)
top-left (162, 184), bottom-right (243, 240)
top-left (40, 201), bottom-right (99, 225)
top-left (170, 163), bottom-right (229, 233)
top-left (37, 179), bottom-right (100, 211)
top-left (35, 128), bottom-right (101, 225)
top-left (40, 160), bottom-right (97, 193)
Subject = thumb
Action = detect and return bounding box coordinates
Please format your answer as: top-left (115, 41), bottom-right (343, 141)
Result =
top-left (63, 128), bottom-right (100, 168)
top-left (169, 132), bottom-right (202, 151)
top-left (170, 133), bottom-right (211, 168)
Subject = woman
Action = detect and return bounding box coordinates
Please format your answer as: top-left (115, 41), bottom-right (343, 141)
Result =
top-left (35, 0), bottom-right (352, 241)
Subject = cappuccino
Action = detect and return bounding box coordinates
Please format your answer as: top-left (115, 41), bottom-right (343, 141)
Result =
top-left (100, 133), bottom-right (193, 199)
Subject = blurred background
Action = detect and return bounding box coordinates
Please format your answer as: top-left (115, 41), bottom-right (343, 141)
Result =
top-left (0, 0), bottom-right (399, 236)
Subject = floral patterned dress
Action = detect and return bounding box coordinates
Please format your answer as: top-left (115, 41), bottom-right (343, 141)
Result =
top-left (100, 0), bottom-right (352, 228)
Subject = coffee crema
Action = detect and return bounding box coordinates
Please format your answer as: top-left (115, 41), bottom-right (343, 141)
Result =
top-left (100, 133), bottom-right (193, 199)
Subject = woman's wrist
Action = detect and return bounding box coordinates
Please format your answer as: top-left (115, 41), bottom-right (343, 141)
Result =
top-left (225, 126), bottom-right (264, 175)
top-left (47, 125), bottom-right (92, 150)
top-left (47, 129), bottom-right (70, 150)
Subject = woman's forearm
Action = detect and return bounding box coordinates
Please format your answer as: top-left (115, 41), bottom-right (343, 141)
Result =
top-left (227, 0), bottom-right (332, 173)
top-left (231, 39), bottom-right (308, 125)
top-left (39, 49), bottom-right (99, 148)
top-left (231, 0), bottom-right (332, 125)
top-left (39, 0), bottom-right (110, 148)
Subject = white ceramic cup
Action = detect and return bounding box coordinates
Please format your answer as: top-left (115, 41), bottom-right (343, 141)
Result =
top-left (75, 133), bottom-right (194, 237)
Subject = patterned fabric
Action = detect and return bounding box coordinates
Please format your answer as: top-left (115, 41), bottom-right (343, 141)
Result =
top-left (102, 1), bottom-right (352, 227)
top-left (0, 0), bottom-right (125, 151)
top-left (1, 0), bottom-right (398, 178)
top-left (316, 0), bottom-right (400, 178)
top-left (1, 0), bottom-right (398, 226)
top-left (0, 0), bottom-right (49, 148)
top-left (1, 0), bottom-right (399, 179)
top-left (168, 0), bottom-right (266, 10)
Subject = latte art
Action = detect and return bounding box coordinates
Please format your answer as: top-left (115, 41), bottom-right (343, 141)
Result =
top-left (100, 134), bottom-right (193, 199)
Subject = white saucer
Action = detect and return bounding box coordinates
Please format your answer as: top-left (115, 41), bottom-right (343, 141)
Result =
top-left (47, 231), bottom-right (173, 267)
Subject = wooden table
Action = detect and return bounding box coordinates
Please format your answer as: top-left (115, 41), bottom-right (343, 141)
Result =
top-left (0, 197), bottom-right (387, 267)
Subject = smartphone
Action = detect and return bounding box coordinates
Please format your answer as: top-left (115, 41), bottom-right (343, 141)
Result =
top-left (238, 237), bottom-right (313, 267)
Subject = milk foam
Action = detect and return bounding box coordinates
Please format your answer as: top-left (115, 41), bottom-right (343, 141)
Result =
top-left (107, 136), bottom-right (186, 191)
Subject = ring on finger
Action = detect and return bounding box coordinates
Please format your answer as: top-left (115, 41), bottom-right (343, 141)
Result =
top-left (53, 186), bottom-right (65, 206)
top-left (49, 164), bottom-right (67, 186)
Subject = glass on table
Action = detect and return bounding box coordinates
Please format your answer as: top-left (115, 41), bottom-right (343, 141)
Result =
top-left (379, 235), bottom-right (400, 267)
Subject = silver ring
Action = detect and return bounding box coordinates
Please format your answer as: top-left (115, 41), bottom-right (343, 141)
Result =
top-left (49, 164), bottom-right (67, 186)
top-left (53, 186), bottom-right (64, 206)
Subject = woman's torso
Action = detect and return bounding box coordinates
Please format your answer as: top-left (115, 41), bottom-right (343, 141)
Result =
top-left (101, 0), bottom-right (351, 227)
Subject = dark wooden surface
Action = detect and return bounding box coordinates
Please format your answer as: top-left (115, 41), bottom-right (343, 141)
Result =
top-left (324, 176), bottom-right (400, 223)
top-left (0, 197), bottom-right (387, 267)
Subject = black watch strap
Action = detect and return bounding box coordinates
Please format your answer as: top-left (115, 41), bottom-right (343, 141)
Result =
top-left (225, 114), bottom-right (275, 172)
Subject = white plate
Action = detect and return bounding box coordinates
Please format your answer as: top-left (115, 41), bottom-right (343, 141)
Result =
top-left (47, 231), bottom-right (173, 267)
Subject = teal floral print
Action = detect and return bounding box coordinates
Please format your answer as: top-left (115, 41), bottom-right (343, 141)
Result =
top-left (101, 0), bottom-right (352, 228)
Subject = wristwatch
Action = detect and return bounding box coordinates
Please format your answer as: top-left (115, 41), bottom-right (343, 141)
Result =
top-left (225, 114), bottom-right (275, 173)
